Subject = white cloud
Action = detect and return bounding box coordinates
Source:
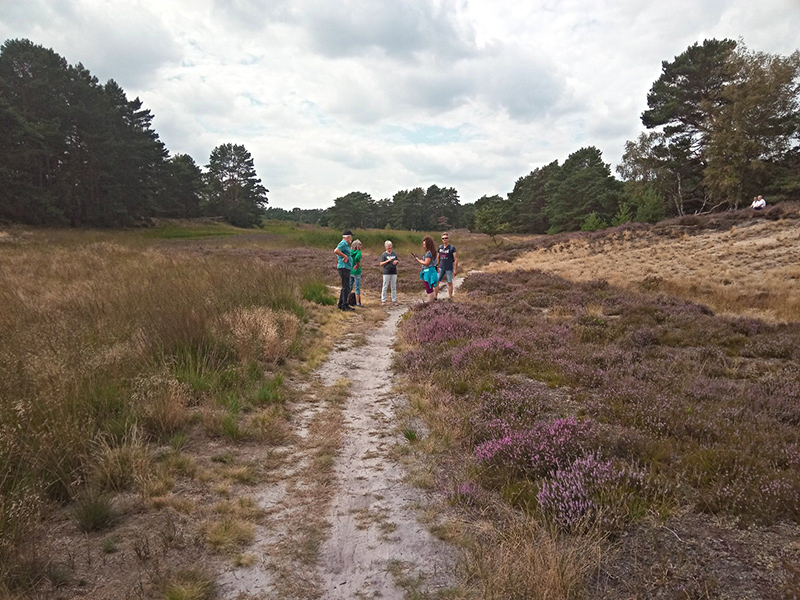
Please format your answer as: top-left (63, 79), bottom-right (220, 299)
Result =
top-left (1, 0), bottom-right (799, 209)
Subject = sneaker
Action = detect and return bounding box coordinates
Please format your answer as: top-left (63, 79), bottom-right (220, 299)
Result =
top-left (357, 303), bottom-right (362, 307)
top-left (343, 305), bottom-right (355, 311)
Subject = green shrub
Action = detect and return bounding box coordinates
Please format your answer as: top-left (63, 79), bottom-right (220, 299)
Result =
top-left (254, 374), bottom-right (284, 406)
top-left (302, 281), bottom-right (337, 305)
top-left (74, 492), bottom-right (115, 532)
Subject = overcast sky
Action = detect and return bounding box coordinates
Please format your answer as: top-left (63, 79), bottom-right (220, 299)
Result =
top-left (2, 0), bottom-right (799, 209)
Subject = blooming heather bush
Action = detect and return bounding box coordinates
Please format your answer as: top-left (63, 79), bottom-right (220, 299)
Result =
top-left (469, 378), bottom-right (549, 441)
top-left (402, 304), bottom-right (488, 345)
top-left (451, 336), bottom-right (525, 368)
top-left (537, 453), bottom-right (646, 533)
top-left (753, 376), bottom-right (800, 425)
top-left (400, 267), bottom-right (800, 528)
top-left (446, 481), bottom-right (482, 506)
top-left (475, 417), bottom-right (595, 478)
top-left (741, 332), bottom-right (798, 360)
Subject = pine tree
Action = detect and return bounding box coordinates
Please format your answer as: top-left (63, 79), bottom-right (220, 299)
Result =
top-left (204, 143), bottom-right (268, 227)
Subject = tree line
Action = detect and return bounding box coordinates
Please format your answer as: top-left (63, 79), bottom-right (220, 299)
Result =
top-left (265, 39), bottom-right (800, 235)
top-left (1, 38), bottom-right (798, 232)
top-left (0, 39), bottom-right (267, 227)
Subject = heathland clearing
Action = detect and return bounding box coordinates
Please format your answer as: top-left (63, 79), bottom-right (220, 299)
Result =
top-left (5, 212), bottom-right (800, 599)
top-left (488, 203), bottom-right (800, 322)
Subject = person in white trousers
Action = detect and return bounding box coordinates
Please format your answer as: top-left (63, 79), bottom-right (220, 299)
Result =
top-left (379, 240), bottom-right (399, 305)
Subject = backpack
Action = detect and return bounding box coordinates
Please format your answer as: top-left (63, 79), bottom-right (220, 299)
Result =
top-left (348, 290), bottom-right (357, 306)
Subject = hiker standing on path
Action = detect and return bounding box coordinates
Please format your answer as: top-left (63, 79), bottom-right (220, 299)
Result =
top-left (414, 236), bottom-right (439, 304)
top-left (334, 230), bottom-right (354, 311)
top-left (350, 239), bottom-right (363, 307)
top-left (379, 240), bottom-right (399, 306)
top-left (434, 232), bottom-right (458, 301)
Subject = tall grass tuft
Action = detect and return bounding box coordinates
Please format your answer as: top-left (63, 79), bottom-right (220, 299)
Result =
top-left (73, 492), bottom-right (115, 532)
top-left (302, 280), bottom-right (337, 306)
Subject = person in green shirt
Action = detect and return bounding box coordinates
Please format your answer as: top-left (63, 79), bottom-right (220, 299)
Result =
top-left (350, 239), bottom-right (363, 307)
top-left (334, 230), bottom-right (353, 311)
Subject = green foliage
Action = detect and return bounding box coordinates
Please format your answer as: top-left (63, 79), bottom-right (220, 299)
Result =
top-left (703, 46), bottom-right (800, 207)
top-left (159, 154), bottom-right (204, 218)
top-left (302, 281), bottom-right (337, 305)
top-left (632, 38), bottom-right (800, 212)
top-left (327, 191), bottom-right (377, 229)
top-left (506, 161), bottom-right (559, 233)
top-left (611, 202), bottom-right (633, 227)
top-left (74, 493), bottom-right (115, 532)
top-left (633, 185), bottom-right (666, 223)
top-left (580, 212), bottom-right (607, 232)
top-left (0, 39), bottom-right (170, 226)
top-left (220, 414), bottom-right (245, 442)
top-left (473, 202), bottom-right (508, 242)
top-left (254, 375), bottom-right (284, 406)
top-left (545, 147), bottom-right (622, 233)
top-left (204, 143), bottom-right (268, 228)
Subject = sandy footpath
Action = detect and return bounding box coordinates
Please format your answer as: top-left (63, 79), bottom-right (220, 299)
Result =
top-left (218, 301), bottom-right (457, 599)
top-left (317, 306), bottom-right (456, 598)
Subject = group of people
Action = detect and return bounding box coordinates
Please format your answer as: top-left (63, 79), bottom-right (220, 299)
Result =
top-left (751, 195), bottom-right (767, 210)
top-left (333, 230), bottom-right (458, 311)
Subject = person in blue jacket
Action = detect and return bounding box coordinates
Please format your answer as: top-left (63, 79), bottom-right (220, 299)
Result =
top-left (414, 235), bottom-right (439, 304)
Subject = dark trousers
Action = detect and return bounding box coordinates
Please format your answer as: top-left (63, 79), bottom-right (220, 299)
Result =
top-left (338, 268), bottom-right (351, 309)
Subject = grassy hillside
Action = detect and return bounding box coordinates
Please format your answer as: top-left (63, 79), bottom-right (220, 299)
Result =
top-left (487, 202), bottom-right (800, 322)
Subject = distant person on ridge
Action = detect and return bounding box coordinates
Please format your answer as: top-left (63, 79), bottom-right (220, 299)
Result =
top-left (751, 195), bottom-right (766, 210)
top-left (413, 236), bottom-right (439, 304)
top-left (434, 231), bottom-right (458, 302)
top-left (379, 240), bottom-right (399, 306)
top-left (334, 230), bottom-right (354, 311)
top-left (350, 239), bottom-right (363, 307)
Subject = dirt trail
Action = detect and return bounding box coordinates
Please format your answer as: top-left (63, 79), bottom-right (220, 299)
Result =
top-left (218, 299), bottom-right (459, 599)
top-left (317, 306), bottom-right (456, 598)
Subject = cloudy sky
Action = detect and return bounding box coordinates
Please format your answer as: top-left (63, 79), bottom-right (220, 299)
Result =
top-left (2, 0), bottom-right (799, 209)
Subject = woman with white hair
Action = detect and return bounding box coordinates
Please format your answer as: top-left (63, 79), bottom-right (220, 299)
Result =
top-left (379, 240), bottom-right (399, 306)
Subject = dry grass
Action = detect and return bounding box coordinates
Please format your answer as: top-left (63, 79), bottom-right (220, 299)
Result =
top-left (490, 215), bottom-right (800, 322)
top-left (0, 227), bottom-right (325, 593)
top-left (464, 514), bottom-right (597, 600)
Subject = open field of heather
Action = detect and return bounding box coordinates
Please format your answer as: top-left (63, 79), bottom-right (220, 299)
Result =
top-left (393, 208), bottom-right (800, 598)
